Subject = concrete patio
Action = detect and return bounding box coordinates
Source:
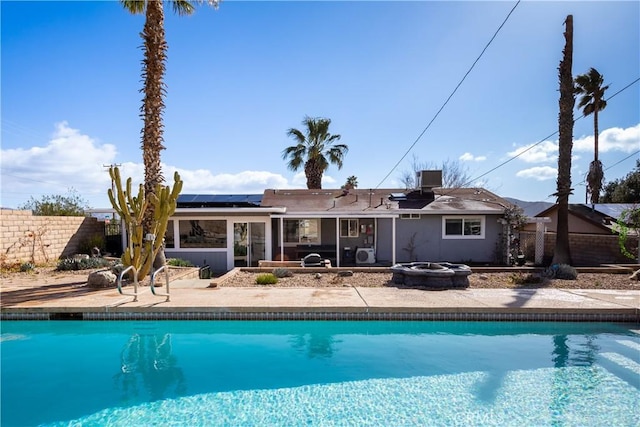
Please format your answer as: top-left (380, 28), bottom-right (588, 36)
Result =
top-left (1, 275), bottom-right (638, 322)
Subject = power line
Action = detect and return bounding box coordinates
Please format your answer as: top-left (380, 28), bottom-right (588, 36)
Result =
top-left (604, 150), bottom-right (639, 172)
top-left (438, 76), bottom-right (640, 198)
top-left (374, 0), bottom-right (521, 189)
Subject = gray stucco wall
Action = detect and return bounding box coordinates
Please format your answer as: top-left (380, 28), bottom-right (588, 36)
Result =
top-left (164, 250), bottom-right (227, 273)
top-left (394, 215), bottom-right (502, 263)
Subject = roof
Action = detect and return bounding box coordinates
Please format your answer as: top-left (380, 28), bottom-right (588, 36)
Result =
top-left (535, 203), bottom-right (637, 232)
top-left (260, 187), bottom-right (510, 216)
top-left (177, 194), bottom-right (262, 208)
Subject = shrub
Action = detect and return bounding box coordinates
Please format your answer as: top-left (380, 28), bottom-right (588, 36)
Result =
top-left (272, 267), bottom-right (293, 278)
top-left (256, 273), bottom-right (278, 285)
top-left (20, 262), bottom-right (35, 272)
top-left (56, 257), bottom-right (112, 271)
top-left (543, 263), bottom-right (578, 280)
top-left (110, 263), bottom-right (126, 277)
top-left (507, 272), bottom-right (541, 285)
top-left (167, 258), bottom-right (194, 267)
top-left (78, 234), bottom-right (105, 256)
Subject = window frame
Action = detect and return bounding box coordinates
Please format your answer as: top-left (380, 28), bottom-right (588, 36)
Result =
top-left (177, 219), bottom-right (228, 248)
top-left (442, 216), bottom-right (485, 239)
top-left (400, 213), bottom-right (421, 220)
top-left (340, 219), bottom-right (359, 237)
top-left (283, 218), bottom-right (321, 244)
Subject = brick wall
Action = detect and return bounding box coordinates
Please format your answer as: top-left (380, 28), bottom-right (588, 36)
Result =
top-left (520, 231), bottom-right (638, 266)
top-left (0, 209), bottom-right (104, 265)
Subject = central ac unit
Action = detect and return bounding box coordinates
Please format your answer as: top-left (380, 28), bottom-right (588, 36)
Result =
top-left (356, 247), bottom-right (376, 264)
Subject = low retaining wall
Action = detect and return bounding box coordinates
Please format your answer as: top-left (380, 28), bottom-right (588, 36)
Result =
top-left (520, 231), bottom-right (638, 266)
top-left (0, 209), bottom-right (103, 265)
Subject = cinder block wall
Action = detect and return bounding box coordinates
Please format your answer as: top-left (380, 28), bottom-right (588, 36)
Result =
top-left (0, 209), bottom-right (104, 265)
top-left (520, 231), bottom-right (638, 266)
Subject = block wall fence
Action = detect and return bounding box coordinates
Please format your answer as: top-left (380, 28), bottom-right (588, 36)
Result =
top-left (0, 209), bottom-right (104, 265)
top-left (520, 231), bottom-right (638, 266)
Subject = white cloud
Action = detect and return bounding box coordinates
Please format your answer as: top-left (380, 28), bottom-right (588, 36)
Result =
top-left (573, 124), bottom-right (640, 153)
top-left (508, 124), bottom-right (639, 166)
top-left (0, 123), bottom-right (338, 208)
top-left (459, 152), bottom-right (487, 162)
top-left (507, 140), bottom-right (558, 163)
top-left (1, 122), bottom-right (118, 207)
top-left (167, 167), bottom-right (290, 194)
top-left (516, 166), bottom-right (557, 181)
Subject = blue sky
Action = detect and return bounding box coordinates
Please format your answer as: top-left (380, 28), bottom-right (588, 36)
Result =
top-left (2, 0), bottom-right (639, 209)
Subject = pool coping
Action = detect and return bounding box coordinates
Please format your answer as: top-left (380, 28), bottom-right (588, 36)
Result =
top-left (2, 284), bottom-right (638, 322)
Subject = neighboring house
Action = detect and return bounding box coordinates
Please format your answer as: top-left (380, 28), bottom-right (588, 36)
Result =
top-left (519, 203), bottom-right (638, 266)
top-left (163, 172), bottom-right (513, 272)
top-left (504, 197), bottom-right (553, 219)
top-left (523, 203), bottom-right (637, 234)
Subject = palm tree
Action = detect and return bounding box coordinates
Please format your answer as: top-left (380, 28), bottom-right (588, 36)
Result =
top-left (120, 0), bottom-right (218, 232)
top-left (342, 175), bottom-right (358, 190)
top-left (552, 15), bottom-right (575, 266)
top-left (575, 67), bottom-right (609, 204)
top-left (282, 116), bottom-right (349, 189)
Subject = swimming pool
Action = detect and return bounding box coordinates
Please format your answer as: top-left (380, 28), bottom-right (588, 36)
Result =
top-left (1, 321), bottom-right (638, 426)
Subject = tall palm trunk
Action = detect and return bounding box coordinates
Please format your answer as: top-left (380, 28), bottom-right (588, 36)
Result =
top-left (141, 0), bottom-right (167, 233)
top-left (304, 159), bottom-right (323, 189)
top-left (552, 15), bottom-right (575, 266)
top-left (588, 108), bottom-right (603, 203)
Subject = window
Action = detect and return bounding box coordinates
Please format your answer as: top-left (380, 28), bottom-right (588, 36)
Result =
top-left (165, 220), bottom-right (175, 248)
top-left (400, 213), bottom-right (421, 219)
top-left (442, 216), bottom-right (485, 239)
top-left (284, 219), bottom-right (320, 244)
top-left (340, 219), bottom-right (359, 237)
top-left (179, 220), bottom-right (227, 248)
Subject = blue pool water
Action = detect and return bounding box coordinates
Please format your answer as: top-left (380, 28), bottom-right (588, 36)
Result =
top-left (1, 321), bottom-right (639, 426)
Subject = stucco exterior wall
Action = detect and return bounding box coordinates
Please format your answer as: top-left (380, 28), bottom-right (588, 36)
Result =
top-left (394, 214), bottom-right (502, 263)
top-left (0, 209), bottom-right (103, 265)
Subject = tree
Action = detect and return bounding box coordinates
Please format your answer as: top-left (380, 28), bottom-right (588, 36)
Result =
top-left (613, 206), bottom-right (640, 279)
top-left (282, 116), bottom-right (349, 189)
top-left (342, 175), bottom-right (358, 190)
top-left (399, 154), bottom-right (473, 189)
top-left (19, 188), bottom-right (90, 216)
top-left (574, 67), bottom-right (609, 204)
top-left (120, 0), bottom-right (219, 233)
top-left (552, 15), bottom-right (575, 266)
top-left (601, 160), bottom-right (640, 203)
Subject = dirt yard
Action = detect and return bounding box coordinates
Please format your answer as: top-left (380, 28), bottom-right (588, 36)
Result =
top-left (1, 266), bottom-right (638, 291)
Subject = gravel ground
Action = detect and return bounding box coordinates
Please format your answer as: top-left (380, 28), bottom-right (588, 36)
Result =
top-left (221, 270), bottom-right (640, 290)
top-left (2, 267), bottom-right (639, 291)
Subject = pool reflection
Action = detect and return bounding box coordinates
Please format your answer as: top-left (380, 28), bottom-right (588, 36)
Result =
top-left (113, 333), bottom-right (186, 403)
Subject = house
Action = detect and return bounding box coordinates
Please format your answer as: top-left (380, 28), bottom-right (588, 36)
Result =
top-left (519, 203), bottom-right (638, 266)
top-left (522, 203), bottom-right (637, 234)
top-left (162, 171), bottom-right (514, 272)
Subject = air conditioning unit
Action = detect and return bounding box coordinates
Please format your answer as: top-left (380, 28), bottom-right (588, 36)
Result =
top-left (356, 247), bottom-right (376, 265)
top-left (416, 170), bottom-right (443, 191)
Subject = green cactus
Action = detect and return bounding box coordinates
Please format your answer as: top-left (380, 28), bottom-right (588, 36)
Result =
top-left (108, 166), bottom-right (183, 279)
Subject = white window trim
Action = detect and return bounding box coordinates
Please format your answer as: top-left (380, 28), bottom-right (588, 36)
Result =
top-left (340, 218), bottom-right (359, 237)
top-left (400, 213), bottom-right (421, 219)
top-left (442, 216), bottom-right (485, 239)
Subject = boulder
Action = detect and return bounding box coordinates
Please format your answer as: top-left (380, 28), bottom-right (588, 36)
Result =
top-left (87, 270), bottom-right (117, 288)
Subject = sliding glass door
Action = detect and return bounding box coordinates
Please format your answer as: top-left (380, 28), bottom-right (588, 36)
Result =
top-left (233, 222), bottom-right (266, 267)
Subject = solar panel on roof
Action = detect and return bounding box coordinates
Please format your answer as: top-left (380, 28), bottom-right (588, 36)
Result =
top-left (177, 194), bottom-right (263, 207)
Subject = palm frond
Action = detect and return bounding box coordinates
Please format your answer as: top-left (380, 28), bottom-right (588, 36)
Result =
top-left (121, 0), bottom-right (146, 14)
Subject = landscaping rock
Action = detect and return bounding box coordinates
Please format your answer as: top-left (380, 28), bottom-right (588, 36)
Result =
top-left (338, 270), bottom-right (354, 277)
top-left (87, 270), bottom-right (117, 288)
